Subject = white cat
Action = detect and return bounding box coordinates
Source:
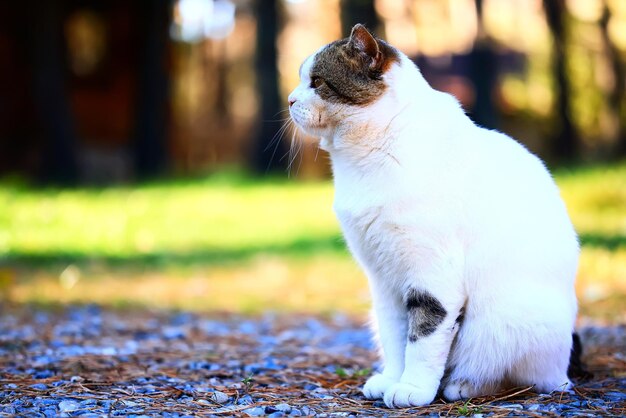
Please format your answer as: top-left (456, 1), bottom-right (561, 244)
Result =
top-left (288, 24), bottom-right (579, 408)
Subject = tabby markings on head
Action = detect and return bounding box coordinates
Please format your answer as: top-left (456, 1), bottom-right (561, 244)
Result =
top-left (309, 24), bottom-right (400, 106)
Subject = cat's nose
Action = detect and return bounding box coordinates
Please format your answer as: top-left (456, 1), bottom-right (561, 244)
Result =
top-left (289, 98), bottom-right (296, 107)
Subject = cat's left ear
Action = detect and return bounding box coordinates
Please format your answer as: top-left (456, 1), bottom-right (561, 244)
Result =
top-left (349, 24), bottom-right (383, 71)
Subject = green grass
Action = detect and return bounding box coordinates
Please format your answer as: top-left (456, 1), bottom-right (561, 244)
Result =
top-left (0, 173), bottom-right (341, 267)
top-left (557, 163), bottom-right (626, 240)
top-left (0, 163), bottom-right (625, 318)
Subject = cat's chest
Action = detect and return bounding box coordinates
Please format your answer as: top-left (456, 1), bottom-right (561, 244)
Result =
top-left (331, 169), bottom-right (412, 244)
top-left (331, 169), bottom-right (457, 265)
top-left (335, 202), bottom-right (386, 260)
top-left (335, 203), bottom-right (381, 238)
top-left (333, 189), bottom-right (403, 257)
top-left (333, 180), bottom-right (386, 234)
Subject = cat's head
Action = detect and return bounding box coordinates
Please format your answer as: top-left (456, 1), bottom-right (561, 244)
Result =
top-left (288, 24), bottom-right (401, 139)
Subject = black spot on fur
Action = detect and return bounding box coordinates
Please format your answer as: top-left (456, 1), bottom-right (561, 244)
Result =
top-left (405, 290), bottom-right (447, 341)
top-left (567, 333), bottom-right (592, 380)
top-left (455, 307), bottom-right (465, 325)
top-left (309, 26), bottom-right (399, 106)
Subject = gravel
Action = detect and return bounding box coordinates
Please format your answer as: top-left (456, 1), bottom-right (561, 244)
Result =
top-left (1, 304), bottom-right (624, 417)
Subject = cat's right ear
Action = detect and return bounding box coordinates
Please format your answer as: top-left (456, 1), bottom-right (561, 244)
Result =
top-left (349, 24), bottom-right (383, 71)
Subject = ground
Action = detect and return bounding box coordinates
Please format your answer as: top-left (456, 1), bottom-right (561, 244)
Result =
top-left (1, 305), bottom-right (624, 417)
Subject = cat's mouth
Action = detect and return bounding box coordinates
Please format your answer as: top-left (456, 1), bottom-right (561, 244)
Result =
top-left (292, 119), bottom-right (327, 138)
top-left (289, 108), bottom-right (325, 136)
top-left (288, 110), bottom-right (302, 128)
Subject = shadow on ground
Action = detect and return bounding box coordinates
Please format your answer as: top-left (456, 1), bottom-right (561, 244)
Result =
top-left (1, 232), bottom-right (624, 272)
top-left (0, 234), bottom-right (347, 271)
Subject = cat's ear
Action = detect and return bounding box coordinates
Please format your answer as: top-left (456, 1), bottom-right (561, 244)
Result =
top-left (349, 24), bottom-right (383, 70)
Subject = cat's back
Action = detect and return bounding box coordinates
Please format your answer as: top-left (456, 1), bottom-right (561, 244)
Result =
top-left (447, 124), bottom-right (579, 276)
top-left (459, 125), bottom-right (565, 216)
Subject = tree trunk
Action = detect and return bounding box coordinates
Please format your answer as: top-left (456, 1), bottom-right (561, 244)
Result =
top-left (543, 0), bottom-right (578, 161)
top-left (132, 0), bottom-right (172, 178)
top-left (27, 1), bottom-right (78, 184)
top-left (599, 3), bottom-right (626, 158)
top-left (468, 0), bottom-right (498, 130)
top-left (340, 0), bottom-right (380, 37)
top-left (251, 0), bottom-right (287, 174)
top-left (213, 40), bottom-right (230, 126)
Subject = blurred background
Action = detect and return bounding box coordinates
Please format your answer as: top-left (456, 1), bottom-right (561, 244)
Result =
top-left (0, 0), bottom-right (624, 322)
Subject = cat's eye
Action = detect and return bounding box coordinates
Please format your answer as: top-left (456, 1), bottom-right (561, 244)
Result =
top-left (310, 77), bottom-right (324, 89)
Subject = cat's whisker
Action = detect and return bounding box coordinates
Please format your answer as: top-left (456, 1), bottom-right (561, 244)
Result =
top-left (265, 114), bottom-right (293, 153)
top-left (314, 143), bottom-right (321, 163)
top-left (288, 129), bottom-right (299, 177)
top-left (271, 108), bottom-right (291, 119)
top-left (294, 130), bottom-right (304, 177)
top-left (265, 113), bottom-right (293, 172)
top-left (264, 119), bottom-right (291, 153)
top-left (278, 122), bottom-right (294, 165)
top-left (285, 122), bottom-right (303, 178)
top-left (285, 133), bottom-right (295, 178)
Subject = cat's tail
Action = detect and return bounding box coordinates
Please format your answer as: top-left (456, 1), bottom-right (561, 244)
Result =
top-left (567, 332), bottom-right (592, 380)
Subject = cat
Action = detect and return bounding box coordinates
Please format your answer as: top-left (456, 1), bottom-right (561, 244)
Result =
top-left (288, 24), bottom-right (580, 408)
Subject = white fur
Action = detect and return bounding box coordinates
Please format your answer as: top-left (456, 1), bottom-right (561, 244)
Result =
top-left (289, 49), bottom-right (578, 408)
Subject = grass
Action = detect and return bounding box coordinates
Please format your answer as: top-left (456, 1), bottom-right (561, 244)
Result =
top-left (0, 173), bottom-right (339, 262)
top-left (456, 399), bottom-right (483, 416)
top-left (557, 163), bottom-right (626, 321)
top-left (0, 163), bottom-right (625, 319)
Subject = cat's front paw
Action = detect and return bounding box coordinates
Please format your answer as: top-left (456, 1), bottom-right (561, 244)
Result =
top-left (383, 382), bottom-right (436, 408)
top-left (362, 374), bottom-right (398, 400)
